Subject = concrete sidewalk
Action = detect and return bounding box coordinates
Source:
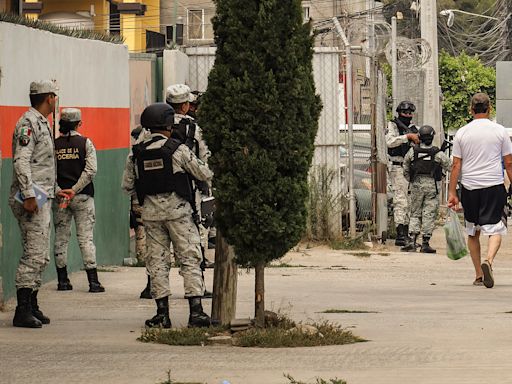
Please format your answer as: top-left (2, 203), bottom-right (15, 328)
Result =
top-left (2, 232), bottom-right (512, 384)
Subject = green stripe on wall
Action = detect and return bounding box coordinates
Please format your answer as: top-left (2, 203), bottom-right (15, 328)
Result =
top-left (0, 148), bottom-right (130, 300)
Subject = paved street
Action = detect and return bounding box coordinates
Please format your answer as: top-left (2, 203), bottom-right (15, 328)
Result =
top-left (2, 231), bottom-right (512, 384)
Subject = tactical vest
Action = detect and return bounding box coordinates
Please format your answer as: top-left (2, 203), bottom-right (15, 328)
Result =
top-left (388, 119), bottom-right (418, 158)
top-left (54, 134), bottom-right (94, 196)
top-left (411, 145), bottom-right (442, 181)
top-left (172, 117), bottom-right (198, 155)
top-left (132, 136), bottom-right (193, 204)
top-left (171, 118), bottom-right (209, 195)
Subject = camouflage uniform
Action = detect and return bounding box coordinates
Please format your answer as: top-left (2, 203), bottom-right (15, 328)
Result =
top-left (175, 112), bottom-right (211, 251)
top-left (386, 120), bottom-right (412, 226)
top-left (53, 127), bottom-right (98, 271)
top-left (122, 132), bottom-right (213, 299)
top-left (9, 107), bottom-right (56, 290)
top-left (403, 144), bottom-right (451, 236)
top-left (132, 200), bottom-right (147, 264)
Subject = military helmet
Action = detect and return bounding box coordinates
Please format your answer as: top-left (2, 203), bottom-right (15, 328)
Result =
top-left (396, 101), bottom-right (416, 114)
top-left (140, 103), bottom-right (175, 130)
top-left (419, 125), bottom-right (435, 143)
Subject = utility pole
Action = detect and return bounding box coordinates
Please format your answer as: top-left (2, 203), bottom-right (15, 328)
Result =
top-left (333, 17), bottom-right (357, 237)
top-left (391, 16), bottom-right (398, 113)
top-left (172, 0), bottom-right (178, 44)
top-left (420, 0), bottom-right (442, 147)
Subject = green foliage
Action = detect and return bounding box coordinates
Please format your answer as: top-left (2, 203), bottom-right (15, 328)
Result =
top-left (439, 51), bottom-right (495, 132)
top-left (330, 234), bottom-right (368, 250)
top-left (0, 12), bottom-right (124, 44)
top-left (199, 0), bottom-right (321, 267)
top-left (139, 326), bottom-right (228, 346)
top-left (306, 166), bottom-right (347, 242)
top-left (232, 319), bottom-right (365, 348)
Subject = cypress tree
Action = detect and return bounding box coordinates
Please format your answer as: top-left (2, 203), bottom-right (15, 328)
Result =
top-left (199, 0), bottom-right (321, 326)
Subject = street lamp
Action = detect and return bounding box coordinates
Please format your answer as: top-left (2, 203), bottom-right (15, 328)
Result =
top-left (439, 9), bottom-right (499, 27)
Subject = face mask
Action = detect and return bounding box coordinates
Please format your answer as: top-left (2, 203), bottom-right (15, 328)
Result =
top-left (398, 115), bottom-right (412, 126)
top-left (421, 137), bottom-right (433, 145)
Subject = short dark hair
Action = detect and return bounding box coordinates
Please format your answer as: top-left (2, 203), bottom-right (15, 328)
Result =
top-left (59, 120), bottom-right (80, 132)
top-left (30, 93), bottom-right (52, 108)
top-left (471, 93), bottom-right (490, 114)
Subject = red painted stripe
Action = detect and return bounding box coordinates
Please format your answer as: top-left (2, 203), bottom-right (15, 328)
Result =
top-left (1, 106), bottom-right (130, 158)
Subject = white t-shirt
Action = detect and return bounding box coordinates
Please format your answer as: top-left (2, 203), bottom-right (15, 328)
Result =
top-left (452, 118), bottom-right (512, 190)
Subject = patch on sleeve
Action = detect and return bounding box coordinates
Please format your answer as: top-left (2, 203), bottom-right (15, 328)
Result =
top-left (18, 126), bottom-right (32, 146)
top-left (19, 135), bottom-right (31, 146)
top-left (20, 126), bottom-right (32, 137)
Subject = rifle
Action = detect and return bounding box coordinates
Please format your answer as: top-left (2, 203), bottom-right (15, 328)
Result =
top-left (440, 139), bottom-right (453, 152)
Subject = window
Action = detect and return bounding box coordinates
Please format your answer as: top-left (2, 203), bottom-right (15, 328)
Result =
top-left (302, 1), bottom-right (311, 23)
top-left (187, 9), bottom-right (204, 40)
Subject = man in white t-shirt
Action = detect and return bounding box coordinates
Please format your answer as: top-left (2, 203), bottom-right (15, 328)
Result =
top-left (448, 93), bottom-right (512, 288)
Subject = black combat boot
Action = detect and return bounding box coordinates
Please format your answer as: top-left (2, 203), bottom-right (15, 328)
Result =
top-left (403, 225), bottom-right (412, 244)
top-left (395, 224), bottom-right (406, 246)
top-left (401, 233), bottom-right (418, 252)
top-left (145, 296), bottom-right (171, 328)
top-left (56, 266), bottom-right (73, 291)
top-left (31, 290), bottom-right (50, 324)
top-left (188, 296), bottom-right (211, 328)
top-left (86, 268), bottom-right (105, 293)
top-left (13, 288), bottom-right (42, 328)
top-left (420, 236), bottom-right (436, 253)
top-left (203, 290), bottom-right (213, 299)
top-left (140, 275), bottom-right (152, 299)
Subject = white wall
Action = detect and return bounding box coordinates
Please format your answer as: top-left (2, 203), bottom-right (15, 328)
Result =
top-left (0, 22), bottom-right (129, 108)
top-left (162, 49), bottom-right (189, 95)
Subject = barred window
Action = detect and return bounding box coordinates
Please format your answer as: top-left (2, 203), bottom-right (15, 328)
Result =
top-left (188, 9), bottom-right (204, 40)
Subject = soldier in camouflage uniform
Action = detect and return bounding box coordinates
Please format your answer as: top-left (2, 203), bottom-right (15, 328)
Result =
top-left (122, 103), bottom-right (212, 328)
top-left (166, 84), bottom-right (214, 297)
top-left (52, 108), bottom-right (105, 293)
top-left (130, 126), bottom-right (151, 299)
top-left (9, 80), bottom-right (58, 328)
top-left (402, 125), bottom-right (451, 253)
top-left (386, 101), bottom-right (420, 246)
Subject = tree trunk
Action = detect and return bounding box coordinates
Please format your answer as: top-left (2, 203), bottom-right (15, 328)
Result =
top-left (211, 231), bottom-right (238, 325)
top-left (254, 261), bottom-right (265, 328)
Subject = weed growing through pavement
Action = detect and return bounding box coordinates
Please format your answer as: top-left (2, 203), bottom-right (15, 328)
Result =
top-left (139, 326), bottom-right (228, 346)
top-left (140, 314), bottom-right (365, 348)
top-left (330, 236), bottom-right (368, 250)
top-left (284, 374), bottom-right (347, 384)
top-left (156, 370), bottom-right (203, 384)
top-left (318, 309), bottom-right (379, 314)
top-left (350, 252), bottom-right (371, 258)
top-left (232, 319), bottom-right (365, 348)
top-left (267, 262), bottom-right (317, 268)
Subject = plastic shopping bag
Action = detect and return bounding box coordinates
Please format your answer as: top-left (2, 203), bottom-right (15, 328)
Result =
top-left (444, 209), bottom-right (468, 260)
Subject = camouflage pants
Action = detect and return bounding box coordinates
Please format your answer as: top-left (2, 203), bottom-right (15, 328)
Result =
top-left (408, 180), bottom-right (439, 236)
top-left (10, 200), bottom-right (52, 290)
top-left (144, 216), bottom-right (204, 300)
top-left (131, 201), bottom-right (147, 264)
top-left (53, 195), bottom-right (97, 270)
top-left (199, 223), bottom-right (208, 252)
top-left (389, 165), bottom-right (410, 225)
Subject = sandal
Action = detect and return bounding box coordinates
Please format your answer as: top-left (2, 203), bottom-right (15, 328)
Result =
top-left (481, 260), bottom-right (494, 288)
top-left (473, 277), bottom-right (483, 286)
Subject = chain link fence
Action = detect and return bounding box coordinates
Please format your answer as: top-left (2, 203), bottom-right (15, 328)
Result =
top-left (185, 45), bottom-right (388, 239)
